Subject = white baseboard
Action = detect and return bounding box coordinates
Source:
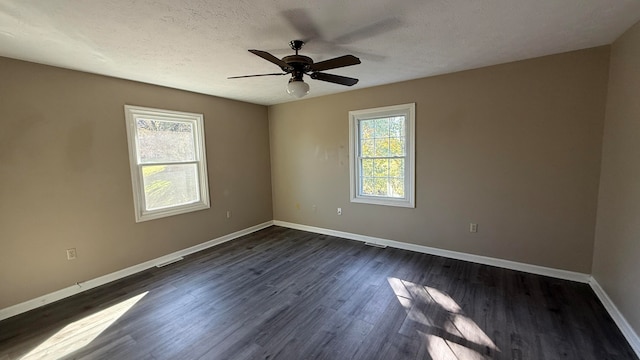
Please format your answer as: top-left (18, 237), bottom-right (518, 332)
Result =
top-left (274, 220), bottom-right (640, 357)
top-left (273, 220), bottom-right (591, 283)
top-left (4, 219), bottom-right (638, 359)
top-left (0, 221), bottom-right (273, 322)
top-left (589, 277), bottom-right (640, 357)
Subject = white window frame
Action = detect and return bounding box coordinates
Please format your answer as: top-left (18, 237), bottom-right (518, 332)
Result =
top-left (349, 103), bottom-right (415, 208)
top-left (124, 105), bottom-right (210, 222)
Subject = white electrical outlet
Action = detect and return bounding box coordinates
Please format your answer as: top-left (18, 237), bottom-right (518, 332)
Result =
top-left (66, 248), bottom-right (77, 260)
top-left (469, 223), bottom-right (478, 233)
top-left (226, 210), bottom-right (232, 219)
top-left (337, 207), bottom-right (342, 215)
top-left (312, 204), bottom-right (317, 213)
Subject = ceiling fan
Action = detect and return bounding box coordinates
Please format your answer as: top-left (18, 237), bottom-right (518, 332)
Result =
top-left (228, 40), bottom-right (361, 98)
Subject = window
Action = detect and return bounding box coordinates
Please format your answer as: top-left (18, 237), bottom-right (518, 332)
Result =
top-left (349, 103), bottom-right (415, 208)
top-left (124, 105), bottom-right (210, 222)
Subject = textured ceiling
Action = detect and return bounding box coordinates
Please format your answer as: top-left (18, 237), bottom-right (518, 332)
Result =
top-left (1, 0), bottom-right (639, 105)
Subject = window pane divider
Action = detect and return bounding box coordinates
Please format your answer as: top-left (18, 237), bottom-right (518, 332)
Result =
top-left (357, 156), bottom-right (406, 160)
top-left (138, 160), bottom-right (200, 166)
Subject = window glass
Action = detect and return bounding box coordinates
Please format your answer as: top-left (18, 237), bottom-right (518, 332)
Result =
top-left (125, 105), bottom-right (210, 222)
top-left (136, 119), bottom-right (196, 163)
top-left (349, 103), bottom-right (415, 208)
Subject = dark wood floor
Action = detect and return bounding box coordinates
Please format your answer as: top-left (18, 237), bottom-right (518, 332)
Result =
top-left (0, 226), bottom-right (636, 360)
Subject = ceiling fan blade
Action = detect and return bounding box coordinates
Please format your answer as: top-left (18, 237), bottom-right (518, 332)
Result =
top-left (310, 72), bottom-right (359, 86)
top-left (309, 55), bottom-right (361, 72)
top-left (281, 8), bottom-right (322, 42)
top-left (248, 50), bottom-right (291, 71)
top-left (332, 17), bottom-right (402, 44)
top-left (228, 73), bottom-right (287, 79)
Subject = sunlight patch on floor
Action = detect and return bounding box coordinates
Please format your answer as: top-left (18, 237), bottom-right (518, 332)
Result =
top-left (20, 291), bottom-right (148, 360)
top-left (447, 313), bottom-right (497, 350)
top-left (421, 331), bottom-right (488, 360)
top-left (424, 286), bottom-right (462, 313)
top-left (387, 277), bottom-right (499, 358)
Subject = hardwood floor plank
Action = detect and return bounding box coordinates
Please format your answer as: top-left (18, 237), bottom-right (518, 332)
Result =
top-left (0, 226), bottom-right (637, 360)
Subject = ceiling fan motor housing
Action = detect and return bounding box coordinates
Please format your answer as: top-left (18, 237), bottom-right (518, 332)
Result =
top-left (282, 54), bottom-right (313, 77)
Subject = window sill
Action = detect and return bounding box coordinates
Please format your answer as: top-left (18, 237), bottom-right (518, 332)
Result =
top-left (350, 196), bottom-right (415, 208)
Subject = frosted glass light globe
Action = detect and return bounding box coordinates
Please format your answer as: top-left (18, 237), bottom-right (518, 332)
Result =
top-left (286, 79), bottom-right (310, 98)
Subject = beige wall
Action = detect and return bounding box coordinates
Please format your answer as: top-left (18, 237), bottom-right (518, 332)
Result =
top-left (0, 57), bottom-right (272, 309)
top-left (270, 47), bottom-right (610, 273)
top-left (593, 21), bottom-right (640, 334)
top-left (0, 43), bottom-right (624, 314)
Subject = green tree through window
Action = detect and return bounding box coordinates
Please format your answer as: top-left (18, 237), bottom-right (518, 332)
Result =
top-left (349, 103), bottom-right (415, 208)
top-left (359, 116), bottom-right (406, 198)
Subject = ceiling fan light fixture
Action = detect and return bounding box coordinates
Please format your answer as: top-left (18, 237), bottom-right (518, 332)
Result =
top-left (286, 78), bottom-right (310, 98)
top-left (230, 40), bottom-right (361, 97)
